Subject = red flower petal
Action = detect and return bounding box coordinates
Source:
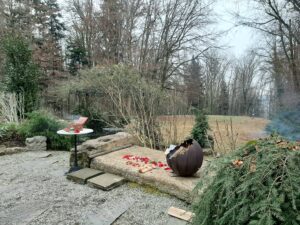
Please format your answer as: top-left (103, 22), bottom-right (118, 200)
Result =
top-left (151, 161), bottom-right (157, 166)
top-left (122, 154), bottom-right (133, 160)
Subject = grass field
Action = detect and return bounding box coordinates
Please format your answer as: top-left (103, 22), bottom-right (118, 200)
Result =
top-left (158, 115), bottom-right (269, 153)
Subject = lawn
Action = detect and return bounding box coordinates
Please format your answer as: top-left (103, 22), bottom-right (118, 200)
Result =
top-left (158, 115), bottom-right (269, 153)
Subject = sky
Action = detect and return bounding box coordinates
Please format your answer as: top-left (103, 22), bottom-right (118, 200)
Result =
top-left (214, 0), bottom-right (259, 57)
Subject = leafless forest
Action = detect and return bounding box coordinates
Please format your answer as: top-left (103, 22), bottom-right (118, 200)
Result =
top-left (0, 0), bottom-right (299, 119)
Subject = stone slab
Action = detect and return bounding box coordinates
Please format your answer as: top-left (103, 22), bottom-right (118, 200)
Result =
top-left (90, 146), bottom-right (211, 202)
top-left (86, 197), bottom-right (134, 225)
top-left (87, 173), bottom-right (125, 190)
top-left (167, 217), bottom-right (188, 225)
top-left (0, 201), bottom-right (48, 225)
top-left (67, 168), bottom-right (104, 184)
top-left (70, 132), bottom-right (137, 168)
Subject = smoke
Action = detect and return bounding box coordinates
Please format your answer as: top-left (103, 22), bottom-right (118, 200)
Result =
top-left (265, 85), bottom-right (300, 140)
top-left (280, 89), bottom-right (300, 109)
top-left (266, 104), bottom-right (300, 141)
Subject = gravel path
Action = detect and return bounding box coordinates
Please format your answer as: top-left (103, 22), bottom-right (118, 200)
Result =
top-left (0, 151), bottom-right (188, 225)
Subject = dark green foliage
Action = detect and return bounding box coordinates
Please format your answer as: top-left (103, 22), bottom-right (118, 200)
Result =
top-left (217, 79), bottom-right (229, 115)
top-left (191, 111), bottom-right (209, 147)
top-left (184, 56), bottom-right (205, 108)
top-left (44, 0), bottom-right (66, 41)
top-left (0, 123), bottom-right (24, 147)
top-left (18, 111), bottom-right (71, 150)
top-left (2, 36), bottom-right (40, 113)
top-left (192, 136), bottom-right (300, 225)
top-left (66, 38), bottom-right (89, 75)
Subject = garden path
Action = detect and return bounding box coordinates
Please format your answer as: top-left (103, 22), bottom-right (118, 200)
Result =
top-left (0, 151), bottom-right (188, 225)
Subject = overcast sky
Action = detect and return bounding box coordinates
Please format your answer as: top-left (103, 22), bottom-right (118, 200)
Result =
top-left (214, 0), bottom-right (259, 57)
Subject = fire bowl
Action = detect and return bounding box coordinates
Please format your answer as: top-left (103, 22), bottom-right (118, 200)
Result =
top-left (166, 139), bottom-right (203, 177)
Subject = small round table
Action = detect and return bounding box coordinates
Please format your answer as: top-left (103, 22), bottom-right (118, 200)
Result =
top-left (57, 128), bottom-right (93, 173)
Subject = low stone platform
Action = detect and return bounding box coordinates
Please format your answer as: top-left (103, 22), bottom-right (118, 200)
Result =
top-left (70, 132), bottom-right (137, 168)
top-left (90, 146), bottom-right (209, 202)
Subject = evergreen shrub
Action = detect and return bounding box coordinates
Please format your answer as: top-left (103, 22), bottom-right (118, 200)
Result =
top-left (2, 36), bottom-right (40, 113)
top-left (18, 111), bottom-right (71, 150)
top-left (191, 111), bottom-right (210, 147)
top-left (0, 123), bottom-right (24, 146)
top-left (192, 136), bottom-right (300, 225)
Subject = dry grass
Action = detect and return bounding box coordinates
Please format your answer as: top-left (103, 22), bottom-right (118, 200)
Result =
top-left (158, 115), bottom-right (269, 153)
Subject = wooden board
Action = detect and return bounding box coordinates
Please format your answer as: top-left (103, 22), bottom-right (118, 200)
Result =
top-left (167, 207), bottom-right (194, 222)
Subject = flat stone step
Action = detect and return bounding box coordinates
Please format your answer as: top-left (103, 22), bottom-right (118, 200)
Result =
top-left (87, 173), bottom-right (125, 191)
top-left (167, 217), bottom-right (188, 225)
top-left (67, 168), bottom-right (104, 184)
top-left (86, 197), bottom-right (135, 225)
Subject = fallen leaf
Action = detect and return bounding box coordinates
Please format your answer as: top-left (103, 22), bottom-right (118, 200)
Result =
top-left (232, 159), bottom-right (243, 168)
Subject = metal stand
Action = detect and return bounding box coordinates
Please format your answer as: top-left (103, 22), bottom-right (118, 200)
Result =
top-left (57, 128), bottom-right (93, 175)
top-left (68, 135), bottom-right (81, 173)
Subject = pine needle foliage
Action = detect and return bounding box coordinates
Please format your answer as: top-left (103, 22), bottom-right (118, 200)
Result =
top-left (192, 136), bottom-right (300, 225)
top-left (191, 110), bottom-right (209, 147)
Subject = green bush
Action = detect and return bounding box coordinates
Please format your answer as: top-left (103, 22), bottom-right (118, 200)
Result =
top-left (61, 65), bottom-right (165, 149)
top-left (18, 111), bottom-right (71, 150)
top-left (0, 124), bottom-right (7, 138)
top-left (192, 136), bottom-right (300, 225)
top-left (0, 123), bottom-right (24, 146)
top-left (191, 111), bottom-right (210, 147)
top-left (2, 35), bottom-right (40, 113)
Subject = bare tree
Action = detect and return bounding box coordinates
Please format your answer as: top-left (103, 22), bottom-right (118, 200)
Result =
top-left (228, 52), bottom-right (265, 116)
top-left (236, 0), bottom-right (300, 110)
top-left (68, 0), bottom-right (100, 67)
top-left (67, 0), bottom-right (215, 88)
top-left (142, 0), bottom-right (214, 87)
top-left (203, 51), bottom-right (229, 114)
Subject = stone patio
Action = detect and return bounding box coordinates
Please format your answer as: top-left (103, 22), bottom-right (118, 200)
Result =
top-left (0, 150), bottom-right (189, 225)
top-left (90, 146), bottom-right (210, 203)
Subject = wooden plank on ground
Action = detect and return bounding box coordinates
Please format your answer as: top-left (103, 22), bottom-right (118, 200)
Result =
top-left (167, 206), bottom-right (194, 222)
